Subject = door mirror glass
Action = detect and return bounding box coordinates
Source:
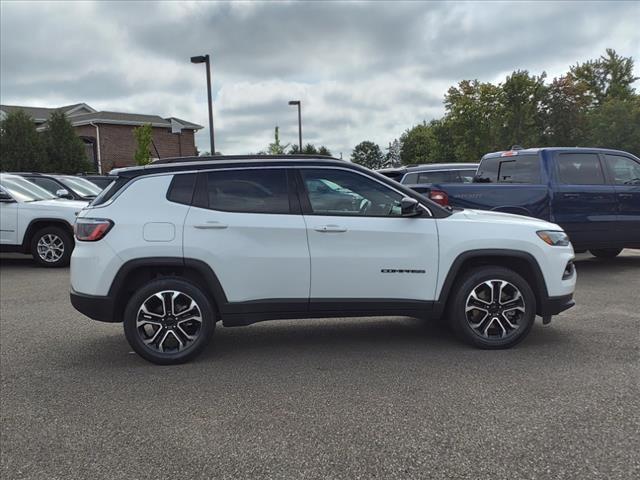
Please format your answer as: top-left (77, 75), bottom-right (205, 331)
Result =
top-left (0, 190), bottom-right (15, 202)
top-left (401, 197), bottom-right (421, 216)
top-left (56, 188), bottom-right (72, 199)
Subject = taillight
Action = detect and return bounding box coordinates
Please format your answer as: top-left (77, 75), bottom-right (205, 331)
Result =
top-left (429, 189), bottom-right (449, 206)
top-left (75, 218), bottom-right (114, 241)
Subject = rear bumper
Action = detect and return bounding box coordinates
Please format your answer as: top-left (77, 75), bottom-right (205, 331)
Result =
top-left (538, 293), bottom-right (575, 316)
top-left (70, 289), bottom-right (118, 323)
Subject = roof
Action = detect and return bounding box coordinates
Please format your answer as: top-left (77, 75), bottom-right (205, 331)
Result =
top-left (113, 155), bottom-right (346, 177)
top-left (405, 162), bottom-right (479, 172)
top-left (0, 103), bottom-right (202, 131)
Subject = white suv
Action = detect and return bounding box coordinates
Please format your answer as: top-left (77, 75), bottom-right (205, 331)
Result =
top-left (0, 173), bottom-right (87, 267)
top-left (70, 156), bottom-right (576, 364)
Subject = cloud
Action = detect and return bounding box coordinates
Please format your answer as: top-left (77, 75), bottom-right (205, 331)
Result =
top-left (1, 0), bottom-right (638, 157)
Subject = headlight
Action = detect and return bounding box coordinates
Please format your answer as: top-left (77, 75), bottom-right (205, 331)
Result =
top-left (537, 230), bottom-right (570, 246)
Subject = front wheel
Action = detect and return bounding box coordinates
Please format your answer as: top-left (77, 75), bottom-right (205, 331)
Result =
top-left (589, 248), bottom-right (622, 258)
top-left (31, 226), bottom-right (73, 267)
top-left (448, 266), bottom-right (536, 349)
top-left (123, 278), bottom-right (216, 365)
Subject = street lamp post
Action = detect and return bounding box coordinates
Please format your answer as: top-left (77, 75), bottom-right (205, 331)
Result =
top-left (288, 100), bottom-right (302, 151)
top-left (191, 54), bottom-right (215, 155)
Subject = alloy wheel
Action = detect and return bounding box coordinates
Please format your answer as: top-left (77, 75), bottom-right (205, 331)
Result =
top-left (36, 234), bottom-right (65, 263)
top-left (465, 279), bottom-right (526, 340)
top-left (136, 290), bottom-right (203, 354)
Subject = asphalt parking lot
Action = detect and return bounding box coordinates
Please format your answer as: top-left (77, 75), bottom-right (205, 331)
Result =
top-left (1, 251), bottom-right (638, 479)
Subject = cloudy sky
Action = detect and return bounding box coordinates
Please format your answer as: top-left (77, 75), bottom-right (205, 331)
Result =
top-left (1, 1), bottom-right (639, 157)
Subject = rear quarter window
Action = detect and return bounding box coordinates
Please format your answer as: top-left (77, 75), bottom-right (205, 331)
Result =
top-left (166, 173), bottom-right (197, 205)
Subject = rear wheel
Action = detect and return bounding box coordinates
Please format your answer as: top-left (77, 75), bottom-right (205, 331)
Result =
top-left (448, 266), bottom-right (536, 349)
top-left (123, 278), bottom-right (215, 365)
top-left (589, 248), bottom-right (622, 258)
top-left (30, 226), bottom-right (73, 267)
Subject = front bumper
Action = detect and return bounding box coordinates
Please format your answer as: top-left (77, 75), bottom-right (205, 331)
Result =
top-left (70, 289), bottom-right (118, 323)
top-left (538, 293), bottom-right (575, 316)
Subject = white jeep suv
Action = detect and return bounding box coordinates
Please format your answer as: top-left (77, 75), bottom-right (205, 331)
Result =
top-left (0, 173), bottom-right (87, 267)
top-left (70, 156), bottom-right (576, 364)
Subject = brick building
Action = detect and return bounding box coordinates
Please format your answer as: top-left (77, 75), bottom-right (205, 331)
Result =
top-left (0, 103), bottom-right (202, 172)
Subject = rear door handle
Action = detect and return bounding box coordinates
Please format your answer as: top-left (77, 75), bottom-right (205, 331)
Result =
top-left (314, 224), bottom-right (348, 233)
top-left (194, 221), bottom-right (228, 229)
top-left (562, 193), bottom-right (580, 199)
top-left (618, 193), bottom-right (633, 198)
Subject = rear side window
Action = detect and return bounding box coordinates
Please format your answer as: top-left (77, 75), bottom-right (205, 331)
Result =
top-left (203, 169), bottom-right (290, 214)
top-left (167, 173), bottom-right (196, 205)
top-left (604, 155), bottom-right (640, 185)
top-left (475, 155), bottom-right (541, 183)
top-left (556, 153), bottom-right (605, 185)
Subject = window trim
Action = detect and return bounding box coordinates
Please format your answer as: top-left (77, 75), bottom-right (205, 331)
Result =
top-left (476, 155), bottom-right (543, 185)
top-left (295, 166), bottom-right (432, 218)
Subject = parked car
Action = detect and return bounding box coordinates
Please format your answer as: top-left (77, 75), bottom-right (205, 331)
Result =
top-left (13, 173), bottom-right (103, 201)
top-left (378, 163), bottom-right (479, 185)
top-left (70, 155), bottom-right (575, 364)
top-left (418, 147), bottom-right (640, 257)
top-left (76, 174), bottom-right (115, 190)
top-left (0, 173), bottom-right (88, 267)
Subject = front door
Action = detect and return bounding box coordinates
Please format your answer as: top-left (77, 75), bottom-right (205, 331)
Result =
top-left (551, 152), bottom-right (618, 249)
top-left (0, 189), bottom-right (19, 245)
top-left (182, 168), bottom-right (310, 306)
top-left (297, 167), bottom-right (439, 309)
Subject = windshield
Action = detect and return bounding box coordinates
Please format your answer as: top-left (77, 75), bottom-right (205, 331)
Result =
top-left (0, 176), bottom-right (57, 202)
top-left (57, 176), bottom-right (102, 198)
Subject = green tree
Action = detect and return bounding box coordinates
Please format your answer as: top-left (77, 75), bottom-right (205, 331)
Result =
top-left (571, 48), bottom-right (638, 106)
top-left (0, 109), bottom-right (47, 171)
top-left (400, 123), bottom-right (434, 165)
top-left (542, 74), bottom-right (591, 146)
top-left (133, 123), bottom-right (153, 165)
top-left (351, 141), bottom-right (384, 169)
top-left (42, 110), bottom-right (90, 173)
top-left (265, 126), bottom-right (289, 154)
top-left (289, 144), bottom-right (332, 155)
top-left (385, 138), bottom-right (402, 167)
top-left (498, 70), bottom-right (547, 148)
top-left (586, 96), bottom-right (640, 155)
top-left (317, 145), bottom-right (332, 156)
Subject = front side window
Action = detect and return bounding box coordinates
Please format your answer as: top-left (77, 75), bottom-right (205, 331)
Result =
top-left (205, 169), bottom-right (290, 214)
top-left (301, 169), bottom-right (403, 216)
top-left (475, 155), bottom-right (541, 184)
top-left (604, 155), bottom-right (640, 185)
top-left (556, 153), bottom-right (605, 185)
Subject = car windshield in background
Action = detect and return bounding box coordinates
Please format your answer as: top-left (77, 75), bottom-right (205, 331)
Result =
top-left (0, 176), bottom-right (57, 202)
top-left (57, 176), bottom-right (102, 198)
top-left (475, 155), bottom-right (541, 183)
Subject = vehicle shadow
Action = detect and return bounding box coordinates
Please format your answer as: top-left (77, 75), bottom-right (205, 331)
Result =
top-left (573, 252), bottom-right (640, 273)
top-left (0, 255), bottom-right (37, 269)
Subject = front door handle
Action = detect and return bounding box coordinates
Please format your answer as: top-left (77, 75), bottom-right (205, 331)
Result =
top-left (618, 193), bottom-right (633, 199)
top-left (314, 224), bottom-right (348, 233)
top-left (194, 221), bottom-right (228, 229)
top-left (562, 193), bottom-right (580, 199)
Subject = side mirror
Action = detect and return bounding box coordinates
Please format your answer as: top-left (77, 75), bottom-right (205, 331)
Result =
top-left (401, 197), bottom-right (422, 217)
top-left (56, 189), bottom-right (72, 199)
top-left (0, 191), bottom-right (15, 202)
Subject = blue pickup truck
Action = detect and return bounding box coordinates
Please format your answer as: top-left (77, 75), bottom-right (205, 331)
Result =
top-left (414, 147), bottom-right (640, 257)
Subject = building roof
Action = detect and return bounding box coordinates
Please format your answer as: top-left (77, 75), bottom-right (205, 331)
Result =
top-left (0, 103), bottom-right (202, 131)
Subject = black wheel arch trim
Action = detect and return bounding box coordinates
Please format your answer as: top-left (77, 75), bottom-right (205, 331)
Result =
top-left (22, 218), bottom-right (75, 251)
top-left (433, 248), bottom-right (551, 317)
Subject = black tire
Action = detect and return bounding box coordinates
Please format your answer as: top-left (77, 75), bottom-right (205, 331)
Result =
top-left (589, 248), bottom-right (622, 258)
top-left (448, 266), bottom-right (536, 349)
top-left (123, 278), bottom-right (216, 365)
top-left (30, 226), bottom-right (73, 267)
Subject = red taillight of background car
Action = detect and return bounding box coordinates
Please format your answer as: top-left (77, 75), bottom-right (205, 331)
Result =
top-left (429, 189), bottom-right (449, 206)
top-left (74, 218), bottom-right (114, 241)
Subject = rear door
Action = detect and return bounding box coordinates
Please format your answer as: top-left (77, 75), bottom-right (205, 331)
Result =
top-left (297, 167), bottom-right (439, 310)
top-left (551, 152), bottom-right (618, 249)
top-left (602, 153), bottom-right (640, 246)
top-left (182, 168), bottom-right (310, 306)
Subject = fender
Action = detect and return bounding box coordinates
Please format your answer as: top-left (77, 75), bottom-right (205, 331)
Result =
top-left (22, 218), bottom-right (75, 251)
top-left (490, 206), bottom-right (533, 217)
top-left (433, 248), bottom-right (549, 318)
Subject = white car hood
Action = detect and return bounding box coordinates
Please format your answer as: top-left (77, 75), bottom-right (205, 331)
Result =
top-left (22, 199), bottom-right (88, 210)
top-left (457, 208), bottom-right (561, 230)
